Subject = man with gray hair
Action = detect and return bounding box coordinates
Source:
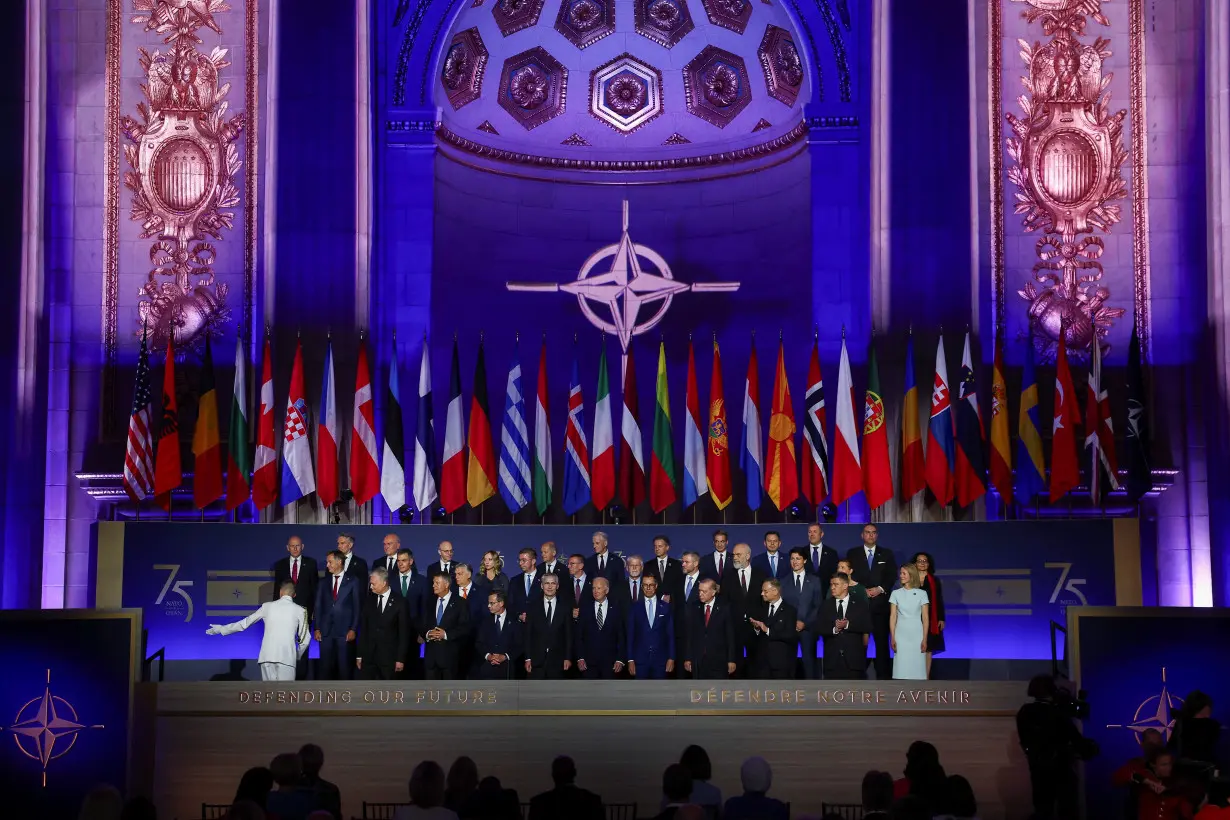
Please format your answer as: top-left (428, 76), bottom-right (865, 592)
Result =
top-left (722, 757), bottom-right (788, 820)
top-left (335, 532), bottom-right (367, 582)
top-left (357, 566), bottom-right (413, 680)
top-left (205, 580), bottom-right (309, 681)
top-left (586, 530), bottom-right (625, 583)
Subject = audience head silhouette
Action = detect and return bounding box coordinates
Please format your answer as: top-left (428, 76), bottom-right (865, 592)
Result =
top-left (739, 756), bottom-right (773, 795)
top-left (77, 785), bottom-right (124, 820)
top-left (408, 760), bottom-right (447, 807)
top-left (232, 767), bottom-right (273, 807)
top-left (861, 770), bottom-right (893, 811)
top-left (662, 763), bottom-right (693, 803)
top-left (551, 756), bottom-right (578, 786)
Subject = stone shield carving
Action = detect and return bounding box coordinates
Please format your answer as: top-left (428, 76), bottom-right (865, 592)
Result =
top-left (124, 1), bottom-right (243, 350)
top-left (1005, 0), bottom-right (1126, 357)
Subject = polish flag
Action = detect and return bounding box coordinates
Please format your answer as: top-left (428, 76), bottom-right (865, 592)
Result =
top-left (830, 334), bottom-right (862, 506)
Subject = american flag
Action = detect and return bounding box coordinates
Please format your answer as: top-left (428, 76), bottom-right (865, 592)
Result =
top-left (123, 327), bottom-right (155, 502)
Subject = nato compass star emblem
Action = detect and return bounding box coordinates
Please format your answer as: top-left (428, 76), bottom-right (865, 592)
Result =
top-left (1106, 667), bottom-right (1183, 745)
top-left (506, 201), bottom-right (740, 352)
top-left (4, 669), bottom-right (104, 786)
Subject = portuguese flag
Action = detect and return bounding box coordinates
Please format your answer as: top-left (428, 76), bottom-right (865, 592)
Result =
top-left (862, 339), bottom-right (893, 510)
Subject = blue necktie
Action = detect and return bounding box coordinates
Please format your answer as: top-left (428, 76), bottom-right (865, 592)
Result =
top-left (685, 576), bottom-right (693, 599)
top-left (436, 598), bottom-right (445, 625)
top-left (526, 574), bottom-right (532, 595)
top-left (770, 555), bottom-right (777, 576)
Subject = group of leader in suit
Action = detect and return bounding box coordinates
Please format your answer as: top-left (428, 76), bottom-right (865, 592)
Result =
top-left (271, 523), bottom-right (903, 682)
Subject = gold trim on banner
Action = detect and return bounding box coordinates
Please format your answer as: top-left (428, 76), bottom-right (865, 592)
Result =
top-left (102, 0), bottom-right (122, 433)
top-left (1128, 0), bottom-right (1151, 356)
top-left (989, 0), bottom-right (1005, 344)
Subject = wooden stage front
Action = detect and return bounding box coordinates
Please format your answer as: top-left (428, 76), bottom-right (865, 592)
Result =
top-left (134, 681), bottom-right (1033, 819)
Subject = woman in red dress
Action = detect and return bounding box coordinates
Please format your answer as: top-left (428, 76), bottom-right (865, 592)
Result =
top-left (1112, 749), bottom-right (1194, 820)
top-left (912, 552), bottom-right (945, 678)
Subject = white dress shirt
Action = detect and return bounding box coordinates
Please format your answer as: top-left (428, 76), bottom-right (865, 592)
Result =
top-left (833, 595), bottom-right (849, 634)
top-left (376, 591), bottom-right (389, 612)
top-left (762, 600), bottom-right (778, 635)
top-left (712, 550), bottom-right (726, 574)
top-left (683, 572), bottom-right (700, 600)
top-left (767, 551), bottom-right (779, 577)
top-left (792, 570), bottom-right (807, 593)
top-left (571, 574), bottom-right (587, 598)
top-left (645, 595), bottom-right (657, 624)
top-left (543, 596), bottom-right (558, 620)
top-left (434, 592), bottom-right (453, 636)
top-left (593, 599), bottom-right (607, 623)
top-left (459, 583), bottom-right (473, 599)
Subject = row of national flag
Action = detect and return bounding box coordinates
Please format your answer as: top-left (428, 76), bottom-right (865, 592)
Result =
top-left (122, 327), bottom-right (1151, 515)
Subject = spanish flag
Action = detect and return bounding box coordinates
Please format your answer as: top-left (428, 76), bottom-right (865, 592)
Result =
top-left (193, 336), bottom-right (224, 508)
top-left (989, 338), bottom-right (1012, 501)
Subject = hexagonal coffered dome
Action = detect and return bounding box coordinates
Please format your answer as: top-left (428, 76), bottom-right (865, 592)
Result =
top-left (433, 0), bottom-right (812, 177)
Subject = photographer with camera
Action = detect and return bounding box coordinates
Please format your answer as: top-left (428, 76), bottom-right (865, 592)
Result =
top-left (1016, 675), bottom-right (1098, 820)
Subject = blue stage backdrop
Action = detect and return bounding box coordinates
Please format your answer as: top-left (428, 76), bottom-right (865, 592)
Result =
top-left (0, 610), bottom-right (139, 818)
top-left (99, 521), bottom-right (1130, 663)
top-left (1071, 607), bottom-right (1230, 815)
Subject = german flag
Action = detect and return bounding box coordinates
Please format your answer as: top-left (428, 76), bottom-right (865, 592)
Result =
top-left (466, 339), bottom-right (497, 508)
top-left (193, 336), bottom-right (224, 508)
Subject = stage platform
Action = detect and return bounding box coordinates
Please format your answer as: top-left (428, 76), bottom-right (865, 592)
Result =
top-left (133, 680), bottom-right (1033, 819)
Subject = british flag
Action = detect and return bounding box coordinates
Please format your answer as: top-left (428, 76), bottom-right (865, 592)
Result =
top-left (122, 326), bottom-right (155, 503)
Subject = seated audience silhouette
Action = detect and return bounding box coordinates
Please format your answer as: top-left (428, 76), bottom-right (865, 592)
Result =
top-left (651, 763), bottom-right (694, 820)
top-left (266, 752), bottom-right (318, 820)
top-left (299, 743), bottom-right (342, 820)
top-left (861, 770), bottom-right (894, 820)
top-left (232, 767), bottom-right (274, 810)
top-left (394, 760), bottom-right (460, 820)
top-left (527, 756), bottom-right (603, 820)
top-left (722, 757), bottom-right (789, 820)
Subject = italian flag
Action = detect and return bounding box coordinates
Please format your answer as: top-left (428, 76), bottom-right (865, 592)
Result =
top-left (591, 342), bottom-right (615, 511)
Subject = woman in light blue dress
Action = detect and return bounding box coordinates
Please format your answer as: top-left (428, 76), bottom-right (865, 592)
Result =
top-left (890, 563), bottom-right (931, 680)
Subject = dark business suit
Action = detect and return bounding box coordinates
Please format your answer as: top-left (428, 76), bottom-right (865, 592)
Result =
top-left (749, 598), bottom-right (798, 679)
top-left (627, 596), bottom-right (675, 679)
top-left (273, 555), bottom-right (319, 680)
top-left (584, 552), bottom-right (625, 585)
top-left (536, 559), bottom-right (567, 582)
top-left (804, 542), bottom-right (840, 582)
top-left (816, 594), bottom-right (872, 679)
top-left (523, 597), bottom-right (572, 679)
top-left (455, 584), bottom-right (488, 678)
top-left (780, 571), bottom-right (822, 678)
top-left (527, 784), bottom-right (603, 820)
top-left (751, 551), bottom-right (791, 584)
top-left (725, 565), bottom-right (766, 675)
top-left (507, 570), bottom-right (542, 620)
top-left (644, 556), bottom-right (684, 602)
top-left (370, 553), bottom-right (400, 580)
top-left (474, 612), bottom-right (523, 679)
top-left (422, 593), bottom-right (472, 679)
top-left (683, 600), bottom-right (736, 679)
top-left (426, 560), bottom-right (459, 590)
top-left (357, 592), bottom-right (413, 680)
top-left (573, 600), bottom-right (627, 679)
top-left (564, 575), bottom-right (594, 615)
top-left (340, 553), bottom-right (367, 583)
top-left (698, 551), bottom-right (734, 585)
top-left (613, 575), bottom-right (645, 611)
top-left (846, 544), bottom-right (897, 679)
top-left (389, 571), bottom-right (427, 678)
top-left (314, 573), bottom-right (361, 680)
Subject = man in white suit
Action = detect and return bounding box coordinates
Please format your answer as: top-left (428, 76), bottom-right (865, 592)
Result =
top-left (206, 580), bottom-right (310, 681)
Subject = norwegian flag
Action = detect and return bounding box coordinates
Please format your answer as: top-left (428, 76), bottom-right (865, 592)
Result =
top-left (800, 337), bottom-right (830, 504)
top-left (122, 325), bottom-right (156, 503)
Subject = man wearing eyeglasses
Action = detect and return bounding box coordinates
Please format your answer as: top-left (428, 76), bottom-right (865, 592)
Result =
top-left (476, 591), bottom-right (522, 679)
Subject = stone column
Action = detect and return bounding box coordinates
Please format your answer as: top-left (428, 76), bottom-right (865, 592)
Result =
top-left (1205, 0), bottom-right (1230, 606)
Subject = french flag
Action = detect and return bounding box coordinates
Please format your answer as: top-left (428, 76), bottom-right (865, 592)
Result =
top-left (924, 334), bottom-right (956, 507)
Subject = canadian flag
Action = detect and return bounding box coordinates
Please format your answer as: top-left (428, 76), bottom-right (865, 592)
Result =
top-left (251, 338), bottom-right (278, 510)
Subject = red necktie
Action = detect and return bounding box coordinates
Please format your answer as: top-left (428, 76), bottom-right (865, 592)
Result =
top-left (291, 559), bottom-right (298, 584)
top-left (740, 570), bottom-right (747, 593)
top-left (705, 604), bottom-right (712, 626)
top-left (717, 554), bottom-right (724, 575)
top-left (632, 580), bottom-right (639, 602)
top-left (332, 576), bottom-right (339, 601)
top-left (575, 579), bottom-right (581, 599)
